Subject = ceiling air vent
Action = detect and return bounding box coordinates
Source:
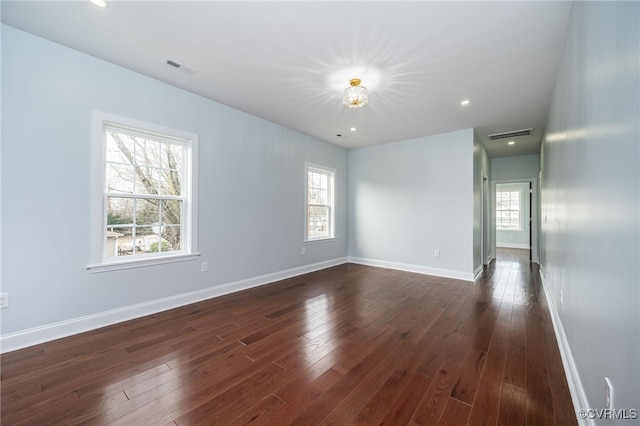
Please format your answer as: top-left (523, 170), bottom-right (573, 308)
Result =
top-left (488, 128), bottom-right (533, 141)
top-left (164, 59), bottom-right (196, 75)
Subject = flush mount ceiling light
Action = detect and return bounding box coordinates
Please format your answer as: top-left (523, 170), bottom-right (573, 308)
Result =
top-left (343, 78), bottom-right (369, 108)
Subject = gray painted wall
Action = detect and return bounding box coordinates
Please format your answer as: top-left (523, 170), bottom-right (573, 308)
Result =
top-left (492, 153), bottom-right (540, 182)
top-left (347, 129), bottom-right (475, 279)
top-left (1, 25), bottom-right (348, 336)
top-left (540, 1), bottom-right (639, 419)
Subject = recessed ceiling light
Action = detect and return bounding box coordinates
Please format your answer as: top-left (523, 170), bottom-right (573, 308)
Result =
top-left (350, 127), bottom-right (357, 132)
top-left (508, 141), bottom-right (515, 145)
top-left (461, 99), bottom-right (470, 106)
top-left (89, 0), bottom-right (108, 8)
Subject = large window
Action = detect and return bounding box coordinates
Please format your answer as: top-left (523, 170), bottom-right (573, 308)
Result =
top-left (496, 187), bottom-right (522, 231)
top-left (305, 163), bottom-right (335, 241)
top-left (89, 112), bottom-right (198, 271)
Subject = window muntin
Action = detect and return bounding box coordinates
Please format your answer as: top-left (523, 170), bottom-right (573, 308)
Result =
top-left (90, 112), bottom-right (198, 271)
top-left (496, 189), bottom-right (522, 231)
top-left (105, 129), bottom-right (185, 258)
top-left (306, 164), bottom-right (335, 241)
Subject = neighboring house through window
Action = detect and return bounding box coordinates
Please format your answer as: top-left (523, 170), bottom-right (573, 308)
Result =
top-left (89, 112), bottom-right (198, 271)
top-left (305, 163), bottom-right (335, 241)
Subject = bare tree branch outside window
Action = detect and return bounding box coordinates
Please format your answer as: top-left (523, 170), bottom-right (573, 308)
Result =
top-left (105, 130), bottom-right (184, 257)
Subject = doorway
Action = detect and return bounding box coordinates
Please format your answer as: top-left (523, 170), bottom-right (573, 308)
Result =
top-left (493, 179), bottom-right (539, 263)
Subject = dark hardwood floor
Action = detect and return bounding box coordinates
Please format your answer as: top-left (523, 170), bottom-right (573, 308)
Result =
top-left (1, 248), bottom-right (577, 425)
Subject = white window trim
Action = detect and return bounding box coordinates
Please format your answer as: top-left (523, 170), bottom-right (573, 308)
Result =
top-left (88, 111), bottom-right (199, 272)
top-left (304, 162), bottom-right (336, 243)
top-left (496, 184), bottom-right (525, 232)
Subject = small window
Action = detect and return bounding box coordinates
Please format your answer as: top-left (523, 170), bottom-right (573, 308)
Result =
top-left (89, 112), bottom-right (198, 271)
top-left (496, 187), bottom-right (522, 231)
top-left (305, 163), bottom-right (335, 241)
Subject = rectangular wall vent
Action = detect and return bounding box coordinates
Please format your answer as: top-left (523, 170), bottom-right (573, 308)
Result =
top-left (164, 59), bottom-right (196, 75)
top-left (488, 128), bottom-right (533, 140)
top-left (165, 59), bottom-right (181, 68)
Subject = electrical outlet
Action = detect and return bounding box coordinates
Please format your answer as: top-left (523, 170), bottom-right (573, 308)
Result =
top-left (0, 293), bottom-right (10, 308)
top-left (560, 288), bottom-right (564, 304)
top-left (201, 262), bottom-right (208, 273)
top-left (434, 249), bottom-right (440, 258)
top-left (301, 247), bottom-right (306, 255)
top-left (605, 377), bottom-right (614, 409)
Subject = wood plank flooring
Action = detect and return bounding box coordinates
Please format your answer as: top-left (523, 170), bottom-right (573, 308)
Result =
top-left (1, 248), bottom-right (577, 425)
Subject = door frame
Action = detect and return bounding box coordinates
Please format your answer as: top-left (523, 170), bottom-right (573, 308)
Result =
top-left (481, 171), bottom-right (492, 266)
top-left (492, 177), bottom-right (540, 263)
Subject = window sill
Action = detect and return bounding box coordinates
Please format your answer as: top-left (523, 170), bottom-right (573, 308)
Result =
top-left (304, 237), bottom-right (338, 244)
top-left (87, 252), bottom-right (200, 273)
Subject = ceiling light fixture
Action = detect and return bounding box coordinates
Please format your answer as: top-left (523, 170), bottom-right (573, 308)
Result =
top-left (89, 0), bottom-right (108, 8)
top-left (350, 127), bottom-right (357, 132)
top-left (461, 99), bottom-right (470, 106)
top-left (343, 78), bottom-right (368, 108)
top-left (508, 141), bottom-right (515, 145)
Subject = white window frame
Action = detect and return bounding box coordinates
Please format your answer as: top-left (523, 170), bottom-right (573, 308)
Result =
top-left (88, 111), bottom-right (199, 272)
top-left (495, 185), bottom-right (524, 231)
top-left (304, 162), bottom-right (336, 242)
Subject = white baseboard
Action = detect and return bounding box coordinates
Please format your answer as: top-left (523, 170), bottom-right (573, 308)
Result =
top-left (348, 256), bottom-right (474, 282)
top-left (473, 264), bottom-right (483, 281)
top-left (0, 257), bottom-right (348, 354)
top-left (496, 243), bottom-right (529, 249)
top-left (539, 268), bottom-right (593, 426)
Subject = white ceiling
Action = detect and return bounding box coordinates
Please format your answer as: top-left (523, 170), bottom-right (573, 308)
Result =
top-left (1, 1), bottom-right (572, 157)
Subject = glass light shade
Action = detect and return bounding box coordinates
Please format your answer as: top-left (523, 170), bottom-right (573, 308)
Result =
top-left (343, 79), bottom-right (369, 108)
